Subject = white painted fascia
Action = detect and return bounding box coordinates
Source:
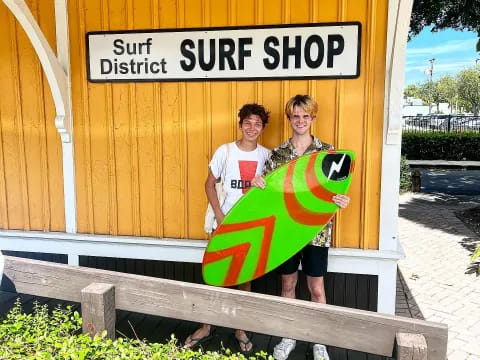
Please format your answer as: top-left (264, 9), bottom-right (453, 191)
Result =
top-left (0, 230), bottom-right (403, 268)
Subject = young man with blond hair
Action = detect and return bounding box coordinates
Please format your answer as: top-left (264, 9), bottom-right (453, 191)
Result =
top-left (252, 94), bottom-right (350, 360)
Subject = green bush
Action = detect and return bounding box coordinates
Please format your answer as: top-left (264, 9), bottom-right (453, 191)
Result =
top-left (402, 132), bottom-right (480, 160)
top-left (399, 156), bottom-right (412, 193)
top-left (0, 300), bottom-right (272, 360)
top-left (472, 246), bottom-right (480, 275)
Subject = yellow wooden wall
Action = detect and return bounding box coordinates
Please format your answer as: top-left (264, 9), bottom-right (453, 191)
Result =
top-left (68, 0), bottom-right (386, 249)
top-left (0, 0), bottom-right (65, 232)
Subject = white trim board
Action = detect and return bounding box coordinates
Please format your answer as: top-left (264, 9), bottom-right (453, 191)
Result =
top-left (0, 230), bottom-right (402, 314)
top-left (0, 230), bottom-right (403, 266)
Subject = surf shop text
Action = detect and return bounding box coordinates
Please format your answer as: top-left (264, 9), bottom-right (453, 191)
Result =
top-left (99, 34), bottom-right (345, 75)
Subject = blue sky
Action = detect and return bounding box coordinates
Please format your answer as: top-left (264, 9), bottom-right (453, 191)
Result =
top-left (405, 27), bottom-right (479, 86)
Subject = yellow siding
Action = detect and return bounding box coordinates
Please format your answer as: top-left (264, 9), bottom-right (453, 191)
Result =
top-left (0, 0), bottom-right (65, 232)
top-left (70, 0), bottom-right (387, 249)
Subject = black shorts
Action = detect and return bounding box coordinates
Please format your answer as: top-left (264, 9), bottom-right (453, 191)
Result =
top-left (276, 245), bottom-right (329, 277)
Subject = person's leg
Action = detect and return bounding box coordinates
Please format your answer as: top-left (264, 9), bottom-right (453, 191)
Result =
top-left (234, 329), bottom-right (253, 353)
top-left (280, 272), bottom-right (298, 299)
top-left (276, 250), bottom-right (301, 299)
top-left (184, 323), bottom-right (213, 348)
top-left (302, 245), bottom-right (328, 303)
top-left (302, 246), bottom-right (330, 360)
top-left (306, 275), bottom-right (326, 303)
top-left (235, 281), bottom-right (253, 353)
top-left (273, 253), bottom-right (301, 359)
top-left (238, 281), bottom-right (251, 292)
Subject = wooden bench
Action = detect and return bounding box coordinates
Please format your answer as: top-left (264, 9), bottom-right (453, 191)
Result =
top-left (0, 255), bottom-right (447, 359)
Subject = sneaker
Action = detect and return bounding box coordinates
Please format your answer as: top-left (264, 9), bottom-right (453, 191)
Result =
top-left (313, 344), bottom-right (330, 360)
top-left (273, 338), bottom-right (296, 360)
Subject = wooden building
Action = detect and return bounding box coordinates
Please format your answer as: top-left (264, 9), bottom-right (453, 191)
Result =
top-left (0, 0), bottom-right (412, 316)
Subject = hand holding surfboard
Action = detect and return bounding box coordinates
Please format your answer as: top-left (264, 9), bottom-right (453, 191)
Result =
top-left (202, 150), bottom-right (355, 286)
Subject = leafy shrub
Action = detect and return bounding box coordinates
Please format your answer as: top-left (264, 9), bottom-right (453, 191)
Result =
top-left (402, 132), bottom-right (480, 160)
top-left (472, 246), bottom-right (480, 275)
top-left (0, 300), bottom-right (272, 360)
top-left (399, 156), bottom-right (412, 193)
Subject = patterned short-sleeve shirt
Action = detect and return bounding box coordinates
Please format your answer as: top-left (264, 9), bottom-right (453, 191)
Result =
top-left (263, 136), bottom-right (334, 247)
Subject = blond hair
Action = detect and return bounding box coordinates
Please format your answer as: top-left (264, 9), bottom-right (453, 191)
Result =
top-left (285, 94), bottom-right (318, 119)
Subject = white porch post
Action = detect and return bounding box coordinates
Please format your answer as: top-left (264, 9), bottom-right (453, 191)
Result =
top-left (377, 0), bottom-right (414, 314)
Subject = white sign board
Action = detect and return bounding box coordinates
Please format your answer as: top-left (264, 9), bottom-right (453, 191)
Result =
top-left (87, 22), bottom-right (361, 82)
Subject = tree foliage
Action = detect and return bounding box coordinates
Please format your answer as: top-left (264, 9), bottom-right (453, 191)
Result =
top-left (418, 81), bottom-right (441, 112)
top-left (457, 67), bottom-right (480, 115)
top-left (404, 84), bottom-right (422, 99)
top-left (409, 0), bottom-right (480, 50)
top-left (436, 75), bottom-right (458, 111)
top-left (403, 70), bottom-right (479, 114)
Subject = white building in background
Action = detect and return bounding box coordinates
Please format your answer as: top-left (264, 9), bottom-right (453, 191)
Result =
top-left (402, 97), bottom-right (452, 116)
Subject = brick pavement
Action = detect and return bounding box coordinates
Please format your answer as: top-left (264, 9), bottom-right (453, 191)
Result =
top-left (395, 193), bottom-right (480, 360)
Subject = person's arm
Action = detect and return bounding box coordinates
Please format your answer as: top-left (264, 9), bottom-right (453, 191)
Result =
top-left (251, 150), bottom-right (278, 189)
top-left (205, 169), bottom-right (225, 225)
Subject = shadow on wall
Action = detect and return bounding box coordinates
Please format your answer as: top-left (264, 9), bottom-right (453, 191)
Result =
top-left (396, 270), bottom-right (425, 320)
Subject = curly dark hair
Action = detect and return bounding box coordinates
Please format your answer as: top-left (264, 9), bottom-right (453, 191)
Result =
top-left (238, 103), bottom-right (270, 128)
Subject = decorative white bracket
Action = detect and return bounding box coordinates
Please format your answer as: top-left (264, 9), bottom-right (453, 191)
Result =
top-left (2, 0), bottom-right (72, 143)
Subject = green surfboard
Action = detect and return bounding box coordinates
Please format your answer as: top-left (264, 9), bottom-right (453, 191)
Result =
top-left (202, 149), bottom-right (355, 286)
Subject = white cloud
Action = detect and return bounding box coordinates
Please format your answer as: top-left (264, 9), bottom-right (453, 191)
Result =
top-left (407, 39), bottom-right (475, 58)
top-left (405, 59), bottom-right (474, 74)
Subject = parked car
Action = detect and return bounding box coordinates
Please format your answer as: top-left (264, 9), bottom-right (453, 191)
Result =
top-left (452, 117), bottom-right (480, 131)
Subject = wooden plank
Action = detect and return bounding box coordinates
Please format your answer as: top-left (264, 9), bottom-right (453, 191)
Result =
top-left (81, 283), bottom-right (116, 340)
top-left (2, 256), bottom-right (447, 358)
top-left (0, 290), bottom-right (24, 314)
top-left (347, 349), bottom-right (367, 360)
top-left (164, 261), bottom-right (175, 280)
top-left (345, 274), bottom-right (357, 308)
top-left (395, 333), bottom-right (427, 360)
top-left (334, 273), bottom-right (346, 306)
top-left (329, 346), bottom-right (348, 360)
top-left (116, 258), bottom-right (126, 273)
top-left (135, 260), bottom-right (146, 275)
top-left (250, 331), bottom-right (272, 355)
top-left (356, 275), bottom-right (369, 311)
top-left (368, 276), bottom-right (378, 312)
top-left (118, 310), bottom-right (145, 340)
top-left (133, 313), bottom-right (164, 342)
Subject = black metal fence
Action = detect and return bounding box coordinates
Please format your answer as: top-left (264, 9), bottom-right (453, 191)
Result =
top-left (403, 115), bottom-right (480, 133)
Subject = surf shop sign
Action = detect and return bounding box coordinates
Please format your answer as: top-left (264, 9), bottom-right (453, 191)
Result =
top-left (87, 22), bottom-right (361, 83)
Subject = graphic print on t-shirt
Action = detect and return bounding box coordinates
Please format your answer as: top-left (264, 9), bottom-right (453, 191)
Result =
top-left (230, 160), bottom-right (258, 194)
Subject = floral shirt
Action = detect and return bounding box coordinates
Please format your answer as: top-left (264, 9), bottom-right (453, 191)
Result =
top-left (263, 136), bottom-right (334, 247)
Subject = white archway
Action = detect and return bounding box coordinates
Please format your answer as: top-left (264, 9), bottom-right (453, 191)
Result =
top-left (2, 0), bottom-right (76, 232)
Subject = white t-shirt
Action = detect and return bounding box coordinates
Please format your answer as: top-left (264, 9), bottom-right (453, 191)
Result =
top-left (209, 141), bottom-right (270, 219)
